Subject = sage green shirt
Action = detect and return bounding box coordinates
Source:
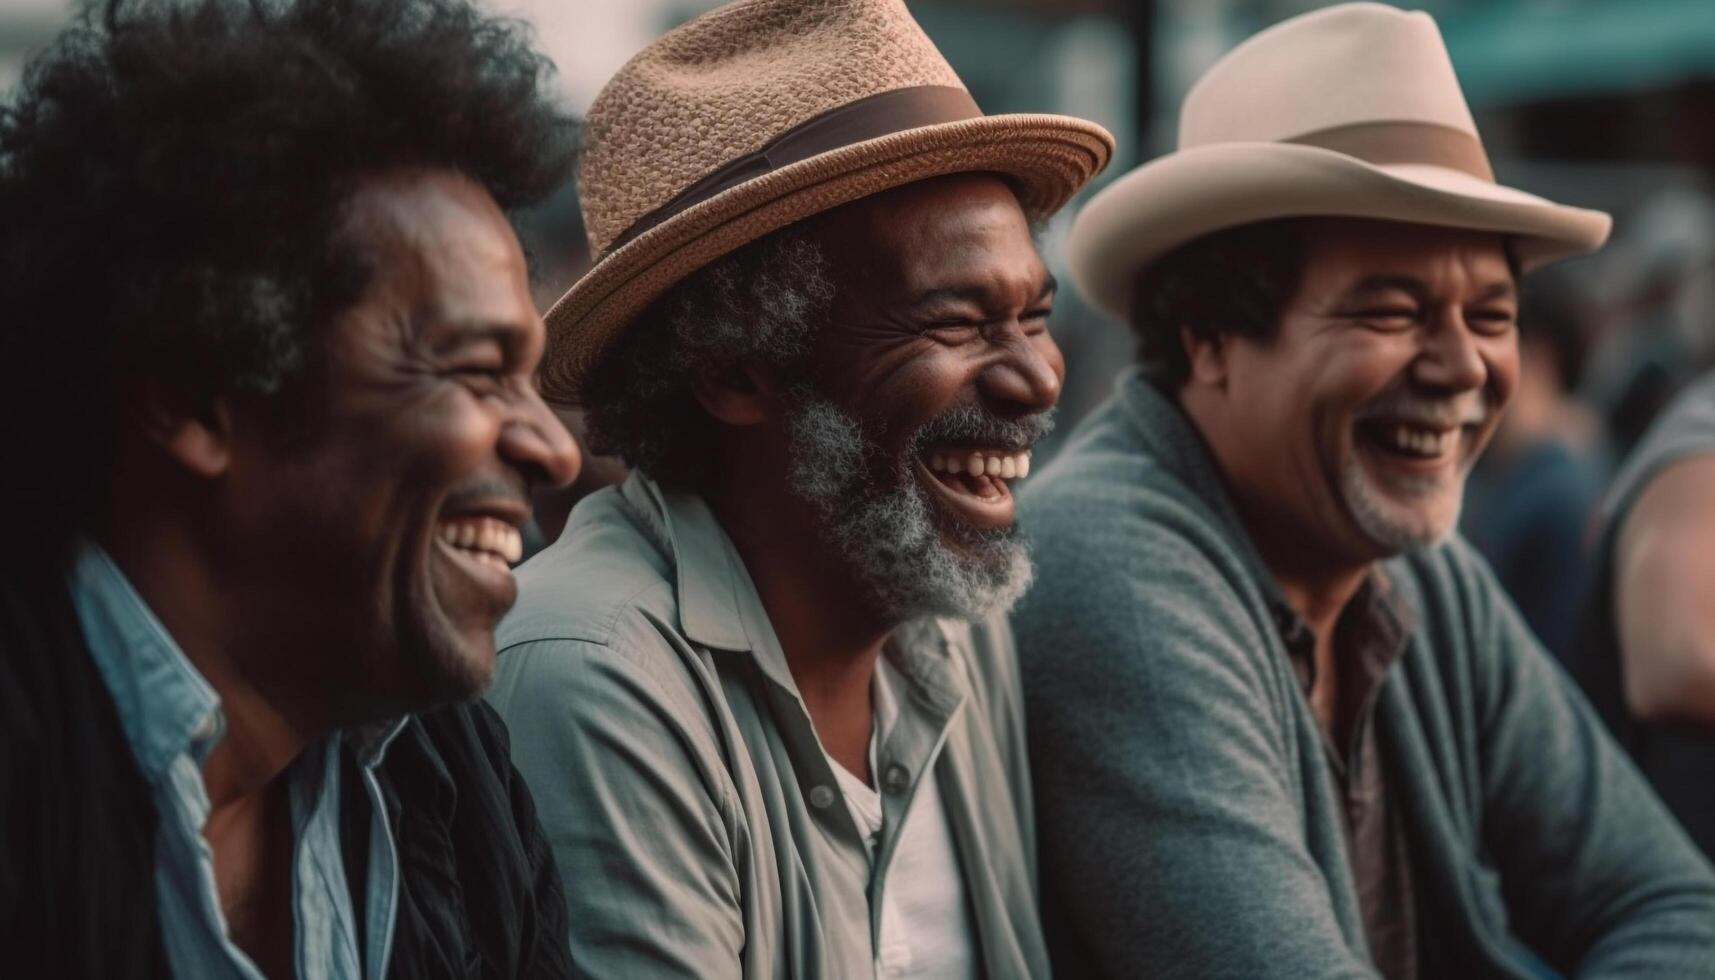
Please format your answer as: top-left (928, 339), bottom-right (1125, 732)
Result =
top-left (486, 473), bottom-right (1047, 979)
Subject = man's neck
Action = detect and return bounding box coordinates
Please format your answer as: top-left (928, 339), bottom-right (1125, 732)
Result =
top-left (98, 522), bottom-right (308, 808)
top-left (1270, 563), bottom-right (1370, 644)
top-left (700, 474), bottom-right (890, 784)
top-left (1180, 390), bottom-right (1372, 644)
top-left (98, 514), bottom-right (310, 975)
top-left (1246, 521), bottom-right (1374, 735)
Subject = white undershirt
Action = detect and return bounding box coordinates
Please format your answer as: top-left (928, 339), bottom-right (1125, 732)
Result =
top-left (827, 659), bottom-right (979, 980)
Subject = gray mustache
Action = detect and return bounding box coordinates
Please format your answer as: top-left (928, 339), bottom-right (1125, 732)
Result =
top-left (909, 403), bottom-right (1056, 453)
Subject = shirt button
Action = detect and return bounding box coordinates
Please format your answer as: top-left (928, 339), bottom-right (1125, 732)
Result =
top-left (809, 784), bottom-right (838, 809)
top-left (882, 764), bottom-right (911, 794)
top-left (192, 713), bottom-right (219, 743)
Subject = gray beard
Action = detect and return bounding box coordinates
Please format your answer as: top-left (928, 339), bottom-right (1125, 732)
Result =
top-left (785, 397), bottom-right (1037, 623)
top-left (1340, 453), bottom-right (1460, 554)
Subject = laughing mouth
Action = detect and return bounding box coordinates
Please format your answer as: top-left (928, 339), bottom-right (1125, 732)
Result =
top-left (1369, 421), bottom-right (1454, 459)
top-left (436, 515), bottom-right (523, 571)
top-left (921, 446), bottom-right (1032, 501)
top-left (1355, 409), bottom-right (1492, 468)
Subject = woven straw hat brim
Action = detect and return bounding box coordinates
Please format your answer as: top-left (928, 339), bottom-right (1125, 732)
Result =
top-left (542, 112), bottom-right (1113, 405)
top-left (1069, 140), bottom-right (1613, 320)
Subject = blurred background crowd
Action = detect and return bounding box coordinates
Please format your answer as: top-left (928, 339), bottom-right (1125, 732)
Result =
top-left (7, 0), bottom-right (1715, 663)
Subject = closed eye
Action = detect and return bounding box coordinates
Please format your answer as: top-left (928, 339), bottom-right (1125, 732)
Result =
top-left (1350, 308), bottom-right (1419, 330)
top-left (925, 320), bottom-right (982, 341)
top-left (1466, 309), bottom-right (1516, 334)
top-left (1021, 307), bottom-right (1052, 335)
top-left (450, 363), bottom-right (510, 394)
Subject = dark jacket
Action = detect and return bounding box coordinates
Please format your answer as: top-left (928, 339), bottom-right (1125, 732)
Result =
top-left (0, 555), bottom-right (573, 979)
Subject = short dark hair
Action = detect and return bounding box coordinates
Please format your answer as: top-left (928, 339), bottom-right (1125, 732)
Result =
top-left (0, 0), bottom-right (576, 549)
top-left (1128, 219), bottom-right (1308, 390)
top-left (582, 225), bottom-right (834, 486)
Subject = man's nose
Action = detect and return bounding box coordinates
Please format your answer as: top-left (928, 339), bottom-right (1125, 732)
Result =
top-left (977, 329), bottom-right (1063, 414)
top-left (1413, 310), bottom-right (1488, 392)
top-left (502, 389), bottom-right (582, 490)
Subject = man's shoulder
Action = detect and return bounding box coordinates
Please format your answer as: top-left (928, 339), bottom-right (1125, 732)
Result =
top-left (1382, 535), bottom-right (1538, 676)
top-left (1027, 411), bottom-right (1166, 515)
top-left (489, 488), bottom-right (725, 756)
top-left (1025, 400), bottom-right (1227, 551)
top-left (1021, 429), bottom-right (1257, 624)
top-left (1608, 369), bottom-right (1715, 528)
top-left (1385, 535), bottom-right (1497, 613)
top-left (500, 486), bottom-right (680, 652)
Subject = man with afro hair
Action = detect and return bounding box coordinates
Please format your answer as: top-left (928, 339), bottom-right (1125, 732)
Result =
top-left (0, 0), bottom-right (583, 976)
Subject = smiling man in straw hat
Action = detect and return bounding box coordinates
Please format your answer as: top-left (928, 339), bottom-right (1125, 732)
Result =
top-left (1012, 3), bottom-right (1715, 978)
top-left (484, 0), bottom-right (1111, 975)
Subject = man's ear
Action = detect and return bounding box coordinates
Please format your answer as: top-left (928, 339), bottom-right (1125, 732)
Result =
top-left (690, 361), bottom-right (781, 426)
top-left (1181, 325), bottom-right (1229, 390)
top-left (140, 381), bottom-right (234, 479)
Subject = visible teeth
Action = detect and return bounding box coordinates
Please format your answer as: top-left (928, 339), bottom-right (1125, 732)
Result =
top-left (922, 449), bottom-right (1035, 482)
top-left (438, 517), bottom-right (523, 567)
top-left (1385, 424), bottom-right (1446, 457)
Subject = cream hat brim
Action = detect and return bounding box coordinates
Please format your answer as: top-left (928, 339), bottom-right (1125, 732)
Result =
top-left (1068, 141), bottom-right (1613, 320)
top-left (542, 112), bottom-right (1112, 405)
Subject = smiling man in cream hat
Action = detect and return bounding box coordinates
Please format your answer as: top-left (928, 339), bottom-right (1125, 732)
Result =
top-left (485, 0), bottom-right (1111, 975)
top-left (1012, 3), bottom-right (1715, 978)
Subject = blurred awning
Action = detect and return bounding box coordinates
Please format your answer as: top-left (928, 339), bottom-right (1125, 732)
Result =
top-left (1442, 0), bottom-right (1715, 106)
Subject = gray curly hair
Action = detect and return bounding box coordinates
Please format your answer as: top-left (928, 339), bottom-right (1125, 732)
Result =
top-left (582, 225), bottom-right (835, 484)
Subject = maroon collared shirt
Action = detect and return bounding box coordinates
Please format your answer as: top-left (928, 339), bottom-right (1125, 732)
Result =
top-left (1277, 575), bottom-right (1419, 980)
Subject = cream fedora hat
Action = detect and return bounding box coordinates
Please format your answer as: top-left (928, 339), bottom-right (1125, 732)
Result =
top-left (1067, 2), bottom-right (1612, 320)
top-left (540, 0), bottom-right (1114, 404)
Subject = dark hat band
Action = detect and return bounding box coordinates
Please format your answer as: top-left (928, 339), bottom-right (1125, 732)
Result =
top-left (603, 84), bottom-right (983, 256)
top-left (1284, 120), bottom-right (1494, 182)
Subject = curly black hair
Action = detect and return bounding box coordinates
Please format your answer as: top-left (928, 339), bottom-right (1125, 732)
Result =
top-left (0, 3), bottom-right (573, 972)
top-left (0, 0), bottom-right (576, 548)
top-left (582, 225), bottom-right (835, 486)
top-left (1128, 219), bottom-right (1308, 390)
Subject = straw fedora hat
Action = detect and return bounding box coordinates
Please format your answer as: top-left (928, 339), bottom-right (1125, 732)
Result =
top-left (541, 0), bottom-right (1114, 404)
top-left (1067, 2), bottom-right (1612, 321)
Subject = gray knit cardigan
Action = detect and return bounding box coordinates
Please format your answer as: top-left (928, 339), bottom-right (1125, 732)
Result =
top-left (1013, 369), bottom-right (1715, 978)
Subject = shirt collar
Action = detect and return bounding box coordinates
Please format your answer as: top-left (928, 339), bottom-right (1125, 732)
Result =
top-left (69, 541), bottom-right (409, 779)
top-left (1277, 569), bottom-right (1417, 696)
top-left (620, 470), bottom-right (966, 714)
top-left (621, 472), bottom-right (796, 693)
top-left (350, 718), bottom-right (409, 770)
top-left (68, 540), bottom-right (223, 779)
